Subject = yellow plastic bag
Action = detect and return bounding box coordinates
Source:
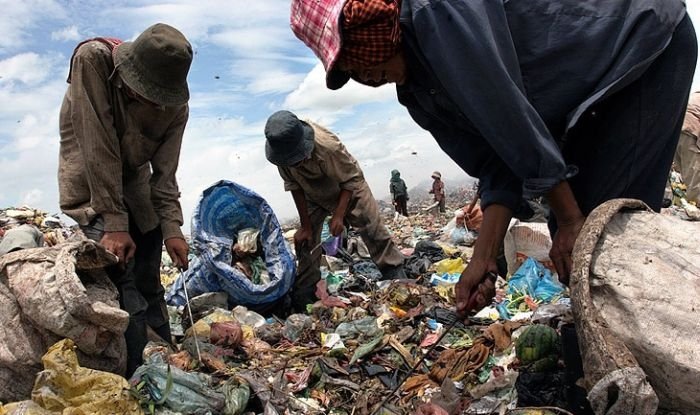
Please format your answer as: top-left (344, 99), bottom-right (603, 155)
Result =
top-left (1, 401), bottom-right (54, 414)
top-left (30, 339), bottom-right (143, 415)
top-left (185, 308), bottom-right (237, 339)
top-left (434, 258), bottom-right (466, 274)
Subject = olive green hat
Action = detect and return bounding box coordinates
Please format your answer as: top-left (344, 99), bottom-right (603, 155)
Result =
top-left (114, 23), bottom-right (193, 106)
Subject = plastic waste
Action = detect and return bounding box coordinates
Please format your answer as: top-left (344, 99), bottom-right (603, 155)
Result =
top-left (434, 257), bottom-right (466, 274)
top-left (232, 306), bottom-right (266, 328)
top-left (130, 352), bottom-right (225, 414)
top-left (283, 314), bottom-right (312, 342)
top-left (235, 228), bottom-right (260, 253)
top-left (222, 377), bottom-right (250, 415)
top-left (449, 226), bottom-right (478, 246)
top-left (507, 258), bottom-right (565, 302)
top-left (324, 272), bottom-right (345, 295)
top-left (350, 260), bottom-right (383, 281)
top-left (320, 218), bottom-right (343, 255)
top-left (531, 303), bottom-right (572, 326)
top-left (30, 339), bottom-right (142, 414)
top-left (335, 317), bottom-right (383, 340)
top-left (430, 273), bottom-right (462, 286)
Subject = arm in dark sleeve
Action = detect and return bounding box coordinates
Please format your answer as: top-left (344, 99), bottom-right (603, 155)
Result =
top-left (150, 106), bottom-right (188, 240)
top-left (412, 0), bottom-right (570, 195)
top-left (69, 45), bottom-right (128, 231)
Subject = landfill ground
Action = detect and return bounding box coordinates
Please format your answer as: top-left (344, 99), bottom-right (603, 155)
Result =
top-left (0, 181), bottom-right (697, 414)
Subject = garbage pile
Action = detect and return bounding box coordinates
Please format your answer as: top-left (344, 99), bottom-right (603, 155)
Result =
top-left (664, 169), bottom-right (700, 220)
top-left (0, 206), bottom-right (75, 254)
top-left (130, 196), bottom-right (577, 414)
top-left (137, 259), bottom-right (573, 415)
top-left (0, 199), bottom-right (581, 415)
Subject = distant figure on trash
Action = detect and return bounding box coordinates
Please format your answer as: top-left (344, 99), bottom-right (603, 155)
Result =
top-left (264, 110), bottom-right (406, 310)
top-left (389, 169), bottom-right (409, 217)
top-left (58, 23), bottom-right (193, 376)
top-left (289, 0), bottom-right (696, 315)
top-left (429, 171), bottom-right (446, 213)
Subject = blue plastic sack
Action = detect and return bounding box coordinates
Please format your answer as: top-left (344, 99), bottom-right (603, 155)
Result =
top-left (166, 180), bottom-right (296, 307)
top-left (506, 257), bottom-right (565, 302)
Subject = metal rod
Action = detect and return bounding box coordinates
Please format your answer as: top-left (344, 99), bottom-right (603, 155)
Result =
top-left (181, 269), bottom-right (202, 363)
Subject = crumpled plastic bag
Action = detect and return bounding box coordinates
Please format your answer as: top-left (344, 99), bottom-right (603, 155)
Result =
top-left (350, 260), bottom-right (383, 281)
top-left (26, 339), bottom-right (142, 414)
top-left (130, 352), bottom-right (225, 414)
top-left (434, 258), bottom-right (466, 274)
top-left (507, 258), bottom-right (565, 302)
top-left (449, 227), bottom-right (477, 246)
top-left (235, 228), bottom-right (260, 254)
top-left (0, 400), bottom-right (55, 414)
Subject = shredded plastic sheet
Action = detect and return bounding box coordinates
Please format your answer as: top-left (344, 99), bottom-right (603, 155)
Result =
top-left (167, 180), bottom-right (295, 307)
top-left (1, 339), bottom-right (141, 415)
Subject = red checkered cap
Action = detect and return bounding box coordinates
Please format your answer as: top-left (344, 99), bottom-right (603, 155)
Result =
top-left (291, 0), bottom-right (350, 89)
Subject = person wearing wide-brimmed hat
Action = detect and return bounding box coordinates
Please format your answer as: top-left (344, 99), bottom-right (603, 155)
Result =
top-left (58, 23), bottom-right (193, 375)
top-left (289, 0), bottom-right (696, 315)
top-left (428, 171), bottom-right (445, 213)
top-left (265, 110), bottom-right (406, 310)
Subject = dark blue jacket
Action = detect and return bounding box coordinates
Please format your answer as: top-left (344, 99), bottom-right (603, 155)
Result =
top-left (397, 0), bottom-right (687, 210)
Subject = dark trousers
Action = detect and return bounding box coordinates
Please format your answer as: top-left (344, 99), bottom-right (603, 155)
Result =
top-left (437, 198), bottom-right (446, 213)
top-left (81, 217), bottom-right (171, 377)
top-left (551, 15), bottom-right (697, 232)
top-left (394, 195), bottom-right (409, 216)
top-left (293, 185), bottom-right (405, 310)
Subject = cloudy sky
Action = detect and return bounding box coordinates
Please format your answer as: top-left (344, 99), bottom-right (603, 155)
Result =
top-left (1, 0), bottom-right (699, 231)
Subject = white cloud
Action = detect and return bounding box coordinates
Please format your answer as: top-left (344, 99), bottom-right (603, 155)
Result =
top-left (209, 27), bottom-right (298, 57)
top-left (283, 64), bottom-right (397, 124)
top-left (0, 53), bottom-right (58, 85)
top-left (22, 189), bottom-right (44, 207)
top-left (0, 78), bottom-right (66, 153)
top-left (0, 0), bottom-right (65, 53)
top-left (246, 69), bottom-right (306, 95)
top-left (51, 25), bottom-right (81, 42)
top-left (103, 0), bottom-right (290, 44)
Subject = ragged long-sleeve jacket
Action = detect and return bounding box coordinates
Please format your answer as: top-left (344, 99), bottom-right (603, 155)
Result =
top-left (397, 0), bottom-right (687, 211)
top-left (59, 40), bottom-right (187, 240)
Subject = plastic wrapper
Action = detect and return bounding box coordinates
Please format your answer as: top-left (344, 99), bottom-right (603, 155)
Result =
top-left (30, 339), bottom-right (142, 414)
top-left (434, 257), bottom-right (466, 274)
top-left (130, 352), bottom-right (225, 414)
top-left (507, 258), bottom-right (565, 302)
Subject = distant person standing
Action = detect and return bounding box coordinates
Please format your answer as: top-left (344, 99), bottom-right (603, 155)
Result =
top-left (58, 23), bottom-right (193, 376)
top-left (675, 91), bottom-right (700, 204)
top-left (389, 169), bottom-right (409, 216)
top-left (429, 171), bottom-right (446, 213)
top-left (264, 110), bottom-right (406, 310)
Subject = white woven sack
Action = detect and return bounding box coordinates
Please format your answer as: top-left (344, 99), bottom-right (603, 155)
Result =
top-left (589, 209), bottom-right (700, 414)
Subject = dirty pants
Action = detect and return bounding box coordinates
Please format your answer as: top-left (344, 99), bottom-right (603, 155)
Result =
top-left (436, 197), bottom-right (446, 213)
top-left (673, 131), bottom-right (700, 204)
top-left (293, 184), bottom-right (404, 309)
top-left (394, 195), bottom-right (409, 216)
top-left (81, 216), bottom-right (171, 376)
top-left (552, 15), bottom-right (697, 230)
